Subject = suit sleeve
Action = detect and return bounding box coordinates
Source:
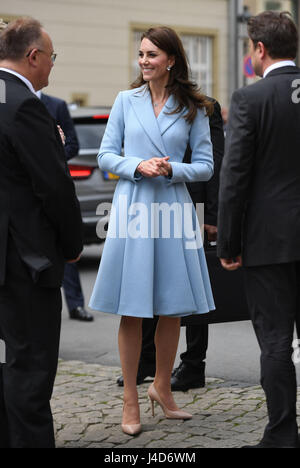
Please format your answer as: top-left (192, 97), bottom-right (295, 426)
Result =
top-left (13, 97), bottom-right (83, 260)
top-left (204, 100), bottom-right (224, 225)
top-left (98, 92), bottom-right (144, 181)
top-left (217, 89), bottom-right (256, 259)
top-left (167, 108), bottom-right (214, 184)
top-left (57, 100), bottom-right (79, 161)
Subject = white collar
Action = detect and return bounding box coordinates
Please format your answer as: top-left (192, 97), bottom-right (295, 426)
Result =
top-left (0, 67), bottom-right (38, 95)
top-left (263, 60), bottom-right (296, 78)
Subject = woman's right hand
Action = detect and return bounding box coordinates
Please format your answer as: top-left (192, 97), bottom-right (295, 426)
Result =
top-left (137, 157), bottom-right (171, 178)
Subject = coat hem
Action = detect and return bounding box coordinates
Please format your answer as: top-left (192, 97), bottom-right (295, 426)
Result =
top-left (88, 302), bottom-right (215, 319)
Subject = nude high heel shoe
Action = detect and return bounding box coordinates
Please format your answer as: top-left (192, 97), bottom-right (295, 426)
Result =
top-left (121, 423), bottom-right (142, 436)
top-left (148, 383), bottom-right (192, 420)
top-left (121, 404), bottom-right (142, 436)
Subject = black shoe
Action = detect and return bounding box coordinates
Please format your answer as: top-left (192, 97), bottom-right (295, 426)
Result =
top-left (242, 443), bottom-right (296, 448)
top-left (117, 366), bottom-right (156, 387)
top-left (69, 306), bottom-right (94, 322)
top-left (171, 362), bottom-right (205, 391)
top-left (242, 438), bottom-right (300, 448)
top-left (241, 443), bottom-right (273, 448)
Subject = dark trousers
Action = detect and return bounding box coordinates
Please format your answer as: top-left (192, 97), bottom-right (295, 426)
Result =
top-left (0, 239), bottom-right (61, 448)
top-left (139, 317), bottom-right (208, 373)
top-left (244, 262), bottom-right (300, 448)
top-left (180, 324), bottom-right (208, 372)
top-left (139, 317), bottom-right (158, 369)
top-left (62, 262), bottom-right (84, 312)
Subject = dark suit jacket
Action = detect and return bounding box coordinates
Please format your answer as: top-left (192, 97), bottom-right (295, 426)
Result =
top-left (184, 99), bottom-right (224, 225)
top-left (41, 93), bottom-right (79, 161)
top-left (0, 70), bottom-right (83, 287)
top-left (217, 66), bottom-right (300, 266)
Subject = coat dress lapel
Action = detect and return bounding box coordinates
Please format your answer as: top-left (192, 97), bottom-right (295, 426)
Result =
top-left (130, 86), bottom-right (166, 157)
top-left (129, 86), bottom-right (187, 158)
top-left (157, 94), bottom-right (187, 136)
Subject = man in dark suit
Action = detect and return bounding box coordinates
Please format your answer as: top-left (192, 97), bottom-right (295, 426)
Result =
top-left (116, 99), bottom-right (224, 389)
top-left (217, 11), bottom-right (300, 448)
top-left (40, 92), bottom-right (94, 322)
top-left (0, 17), bottom-right (83, 448)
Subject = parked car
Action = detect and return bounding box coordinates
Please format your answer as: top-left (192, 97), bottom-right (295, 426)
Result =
top-left (69, 106), bottom-right (118, 244)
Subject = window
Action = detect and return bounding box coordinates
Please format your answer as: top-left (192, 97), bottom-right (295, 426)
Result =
top-left (265, 1), bottom-right (282, 10)
top-left (132, 30), bottom-right (143, 84)
top-left (71, 92), bottom-right (89, 107)
top-left (131, 29), bottom-right (213, 96)
top-left (181, 34), bottom-right (213, 96)
top-left (0, 14), bottom-right (17, 24)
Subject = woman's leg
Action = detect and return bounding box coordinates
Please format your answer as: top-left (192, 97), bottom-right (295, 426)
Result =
top-left (118, 316), bottom-right (143, 424)
top-left (154, 316), bottom-right (181, 410)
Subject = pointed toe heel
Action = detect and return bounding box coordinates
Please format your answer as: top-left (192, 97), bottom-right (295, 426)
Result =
top-left (121, 423), bottom-right (142, 436)
top-left (147, 383), bottom-right (192, 420)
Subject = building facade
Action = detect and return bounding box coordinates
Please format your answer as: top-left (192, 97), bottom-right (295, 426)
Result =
top-left (2, 0), bottom-right (298, 109)
top-left (1, 0), bottom-right (229, 107)
top-left (245, 0), bottom-right (294, 14)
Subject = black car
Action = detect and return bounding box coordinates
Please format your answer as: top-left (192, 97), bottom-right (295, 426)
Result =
top-left (69, 106), bottom-right (118, 245)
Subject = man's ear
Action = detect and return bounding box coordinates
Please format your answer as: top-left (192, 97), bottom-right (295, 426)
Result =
top-left (257, 41), bottom-right (267, 59)
top-left (27, 48), bottom-right (39, 67)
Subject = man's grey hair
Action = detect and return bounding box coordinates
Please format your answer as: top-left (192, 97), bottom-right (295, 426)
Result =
top-left (0, 17), bottom-right (43, 61)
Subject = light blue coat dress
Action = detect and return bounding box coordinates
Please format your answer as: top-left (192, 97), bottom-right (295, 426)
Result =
top-left (89, 85), bottom-right (215, 318)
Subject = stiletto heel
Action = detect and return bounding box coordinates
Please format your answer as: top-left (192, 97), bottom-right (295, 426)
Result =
top-left (147, 383), bottom-right (192, 420)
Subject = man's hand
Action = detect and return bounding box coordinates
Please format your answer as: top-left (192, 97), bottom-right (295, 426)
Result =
top-left (57, 125), bottom-right (66, 145)
top-left (67, 254), bottom-right (81, 264)
top-left (220, 256), bottom-right (242, 271)
top-left (204, 224), bottom-right (217, 242)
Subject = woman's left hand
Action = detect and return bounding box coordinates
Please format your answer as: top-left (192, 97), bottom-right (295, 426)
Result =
top-left (160, 156), bottom-right (172, 177)
top-left (137, 156), bottom-right (172, 178)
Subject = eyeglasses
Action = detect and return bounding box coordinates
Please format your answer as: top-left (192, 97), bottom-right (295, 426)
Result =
top-left (26, 48), bottom-right (57, 64)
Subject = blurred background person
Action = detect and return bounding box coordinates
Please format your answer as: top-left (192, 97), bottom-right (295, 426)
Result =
top-left (221, 107), bottom-right (228, 136)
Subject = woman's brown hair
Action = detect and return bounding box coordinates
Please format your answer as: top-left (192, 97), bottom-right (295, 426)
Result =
top-left (131, 26), bottom-right (214, 123)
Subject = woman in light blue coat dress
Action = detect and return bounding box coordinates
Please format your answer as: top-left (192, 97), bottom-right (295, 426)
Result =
top-left (89, 27), bottom-right (215, 435)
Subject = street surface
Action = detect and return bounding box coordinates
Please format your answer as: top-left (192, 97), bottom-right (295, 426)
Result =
top-left (2, 244), bottom-right (300, 448)
top-left (59, 244), bottom-right (300, 385)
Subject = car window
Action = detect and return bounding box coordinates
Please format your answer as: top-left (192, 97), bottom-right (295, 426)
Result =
top-left (74, 123), bottom-right (106, 150)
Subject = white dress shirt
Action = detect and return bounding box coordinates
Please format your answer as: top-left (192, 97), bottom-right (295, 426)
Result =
top-left (263, 60), bottom-right (296, 78)
top-left (0, 67), bottom-right (37, 95)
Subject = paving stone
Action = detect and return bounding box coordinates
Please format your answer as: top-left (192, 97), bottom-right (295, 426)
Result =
top-left (52, 360), bottom-right (300, 449)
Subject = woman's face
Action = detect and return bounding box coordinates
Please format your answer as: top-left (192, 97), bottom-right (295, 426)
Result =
top-left (138, 38), bottom-right (174, 83)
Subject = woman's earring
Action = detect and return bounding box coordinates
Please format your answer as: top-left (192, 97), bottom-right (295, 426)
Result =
top-left (167, 66), bottom-right (172, 71)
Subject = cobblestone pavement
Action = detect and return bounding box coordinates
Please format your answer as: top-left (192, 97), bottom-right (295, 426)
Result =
top-left (52, 360), bottom-right (300, 449)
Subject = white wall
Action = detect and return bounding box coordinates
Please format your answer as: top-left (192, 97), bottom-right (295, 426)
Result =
top-left (1, 0), bottom-right (228, 107)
